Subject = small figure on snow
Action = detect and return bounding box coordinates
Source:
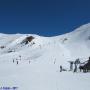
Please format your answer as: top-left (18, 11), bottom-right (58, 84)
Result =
top-left (68, 61), bottom-right (74, 71)
top-left (54, 59), bottom-right (56, 64)
top-left (74, 58), bottom-right (80, 72)
top-left (16, 61), bottom-right (19, 65)
top-left (60, 65), bottom-right (62, 72)
top-left (29, 60), bottom-right (30, 64)
top-left (13, 59), bottom-right (14, 63)
top-left (19, 55), bottom-right (21, 61)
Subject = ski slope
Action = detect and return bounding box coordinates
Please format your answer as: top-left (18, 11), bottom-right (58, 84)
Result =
top-left (0, 23), bottom-right (90, 90)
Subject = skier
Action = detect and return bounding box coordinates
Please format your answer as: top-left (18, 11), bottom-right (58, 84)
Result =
top-left (74, 63), bottom-right (77, 72)
top-left (74, 58), bottom-right (80, 72)
top-left (13, 59), bottom-right (14, 63)
top-left (16, 61), bottom-right (19, 65)
top-left (54, 59), bottom-right (56, 64)
top-left (60, 65), bottom-right (62, 72)
top-left (29, 60), bottom-right (30, 64)
top-left (68, 61), bottom-right (74, 71)
top-left (19, 55), bottom-right (21, 61)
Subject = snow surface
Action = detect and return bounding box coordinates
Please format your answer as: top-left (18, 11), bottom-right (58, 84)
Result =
top-left (0, 23), bottom-right (90, 90)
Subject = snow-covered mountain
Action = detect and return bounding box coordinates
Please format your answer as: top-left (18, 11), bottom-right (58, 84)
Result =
top-left (0, 23), bottom-right (90, 90)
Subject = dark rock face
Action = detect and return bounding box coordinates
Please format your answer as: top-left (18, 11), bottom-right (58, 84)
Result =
top-left (21, 36), bottom-right (35, 45)
top-left (25, 36), bottom-right (34, 42)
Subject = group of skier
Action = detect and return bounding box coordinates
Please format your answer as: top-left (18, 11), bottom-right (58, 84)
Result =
top-left (60, 57), bottom-right (90, 73)
top-left (12, 55), bottom-right (31, 65)
top-left (12, 55), bottom-right (21, 65)
top-left (12, 55), bottom-right (90, 73)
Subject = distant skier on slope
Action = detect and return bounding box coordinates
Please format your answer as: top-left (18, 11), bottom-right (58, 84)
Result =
top-left (60, 65), bottom-right (62, 72)
top-left (68, 61), bottom-right (74, 71)
top-left (54, 58), bottom-right (56, 64)
top-left (74, 58), bottom-right (80, 72)
top-left (19, 55), bottom-right (21, 61)
top-left (29, 60), bottom-right (30, 64)
top-left (16, 61), bottom-right (19, 65)
top-left (13, 59), bottom-right (14, 63)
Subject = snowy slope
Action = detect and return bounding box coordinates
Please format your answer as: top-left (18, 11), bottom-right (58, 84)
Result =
top-left (0, 23), bottom-right (90, 90)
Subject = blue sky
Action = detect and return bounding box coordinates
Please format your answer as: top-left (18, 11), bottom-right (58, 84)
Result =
top-left (0, 0), bottom-right (90, 36)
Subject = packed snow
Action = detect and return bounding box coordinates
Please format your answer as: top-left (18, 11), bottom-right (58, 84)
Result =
top-left (0, 23), bottom-right (90, 90)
